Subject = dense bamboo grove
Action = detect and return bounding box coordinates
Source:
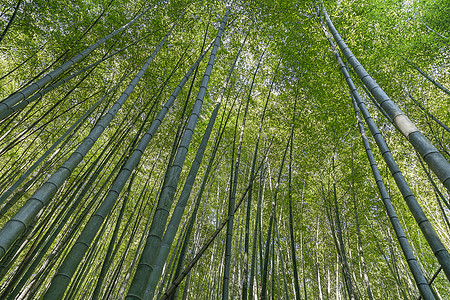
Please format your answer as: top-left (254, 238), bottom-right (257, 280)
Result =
top-left (0, 0), bottom-right (449, 299)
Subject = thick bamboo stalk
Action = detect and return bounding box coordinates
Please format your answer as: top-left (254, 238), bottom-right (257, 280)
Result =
top-left (322, 8), bottom-right (450, 194)
top-left (144, 103), bottom-right (220, 299)
top-left (160, 142), bottom-right (272, 300)
top-left (321, 7), bottom-right (450, 283)
top-left (126, 7), bottom-right (231, 299)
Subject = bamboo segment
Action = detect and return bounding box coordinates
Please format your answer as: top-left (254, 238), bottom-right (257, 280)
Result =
top-left (144, 104), bottom-right (219, 299)
top-left (42, 27), bottom-right (211, 299)
top-left (0, 4), bottom-right (160, 117)
top-left (126, 7), bottom-right (231, 300)
top-left (322, 8), bottom-right (450, 193)
top-left (0, 22), bottom-right (176, 261)
top-left (322, 6), bottom-right (450, 282)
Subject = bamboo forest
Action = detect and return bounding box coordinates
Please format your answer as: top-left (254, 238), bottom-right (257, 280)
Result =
top-left (0, 0), bottom-right (449, 299)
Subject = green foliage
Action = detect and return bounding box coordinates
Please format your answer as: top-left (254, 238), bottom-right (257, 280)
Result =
top-left (0, 0), bottom-right (448, 299)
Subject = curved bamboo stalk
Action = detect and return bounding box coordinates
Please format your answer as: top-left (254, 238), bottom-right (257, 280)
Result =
top-left (161, 45), bottom-right (221, 285)
top-left (107, 159), bottom-right (164, 299)
top-left (401, 86), bottom-right (450, 133)
top-left (421, 20), bottom-right (449, 40)
top-left (403, 57), bottom-right (450, 96)
top-left (242, 54), bottom-right (273, 300)
top-left (0, 0), bottom-right (21, 44)
top-left (61, 94), bottom-right (152, 298)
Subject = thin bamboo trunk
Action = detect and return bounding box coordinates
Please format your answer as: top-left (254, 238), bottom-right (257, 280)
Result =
top-left (0, 20), bottom-right (176, 261)
top-left (320, 7), bottom-right (450, 285)
top-left (350, 149), bottom-right (374, 300)
top-left (126, 8), bottom-right (231, 299)
top-left (0, 0), bottom-right (21, 44)
top-left (261, 136), bottom-right (290, 299)
top-left (144, 103), bottom-right (220, 299)
top-left (403, 57), bottom-right (450, 96)
top-left (287, 98), bottom-right (301, 300)
top-left (249, 162), bottom-right (265, 300)
top-left (322, 7), bottom-right (450, 194)
top-left (0, 3), bottom-right (168, 117)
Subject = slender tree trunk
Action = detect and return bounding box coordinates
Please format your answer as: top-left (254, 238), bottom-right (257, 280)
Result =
top-left (0, 3), bottom-right (168, 117)
top-left (0, 0), bottom-right (22, 44)
top-left (287, 98), bottom-right (301, 300)
top-left (126, 8), bottom-right (230, 299)
top-left (261, 136), bottom-right (290, 299)
top-left (322, 7), bottom-right (450, 194)
top-left (403, 57), bottom-right (450, 96)
top-left (320, 6), bottom-right (450, 284)
top-left (350, 150), bottom-right (373, 300)
top-left (330, 125), bottom-right (357, 299)
top-left (249, 162), bottom-right (266, 300)
top-left (300, 183), bottom-right (308, 300)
